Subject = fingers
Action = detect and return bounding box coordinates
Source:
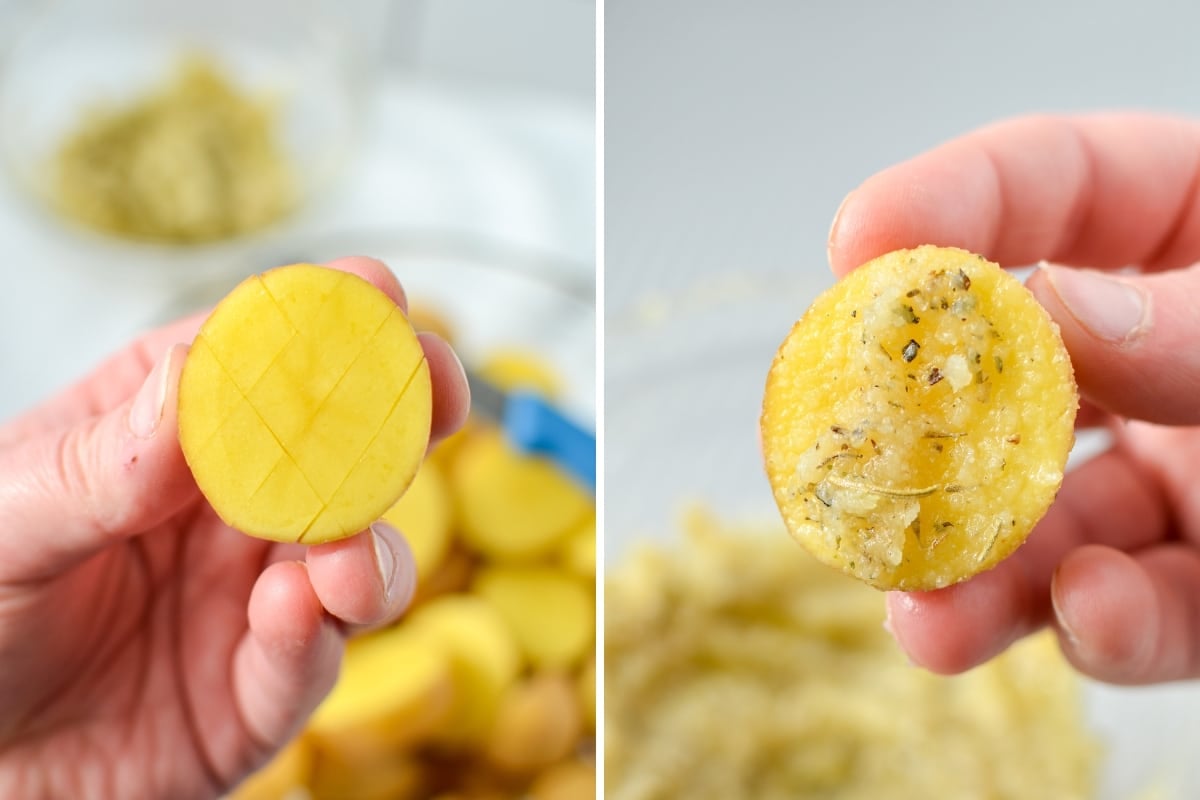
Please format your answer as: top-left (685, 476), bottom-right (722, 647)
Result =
top-left (0, 344), bottom-right (199, 582)
top-left (230, 560), bottom-right (344, 768)
top-left (227, 524), bottom-right (418, 779)
top-left (323, 255), bottom-right (409, 312)
top-left (886, 447), bottom-right (1167, 673)
top-left (1051, 544), bottom-right (1200, 684)
top-left (420, 332), bottom-right (471, 445)
top-left (1026, 264), bottom-right (1200, 424)
top-left (828, 113), bottom-right (1200, 277)
top-left (304, 521), bottom-right (417, 629)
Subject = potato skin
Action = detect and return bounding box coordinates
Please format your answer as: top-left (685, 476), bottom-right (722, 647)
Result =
top-left (761, 246), bottom-right (1077, 590)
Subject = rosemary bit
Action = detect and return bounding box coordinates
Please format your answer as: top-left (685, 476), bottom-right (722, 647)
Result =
top-left (826, 474), bottom-right (940, 498)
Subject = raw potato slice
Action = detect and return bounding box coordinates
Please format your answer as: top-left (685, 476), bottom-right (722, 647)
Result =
top-left (761, 246), bottom-right (1077, 590)
top-left (411, 544), bottom-right (477, 608)
top-left (178, 264), bottom-right (433, 543)
top-left (483, 672), bottom-right (583, 775)
top-left (406, 595), bottom-right (523, 743)
top-left (453, 429), bottom-right (593, 561)
top-left (478, 348), bottom-right (564, 399)
top-left (558, 515), bottom-right (597, 579)
top-left (309, 751), bottom-right (427, 800)
top-left (530, 761), bottom-right (596, 800)
top-left (474, 565), bottom-right (595, 670)
top-left (382, 461), bottom-right (454, 580)
top-left (307, 625), bottom-right (453, 758)
top-left (577, 656), bottom-right (596, 729)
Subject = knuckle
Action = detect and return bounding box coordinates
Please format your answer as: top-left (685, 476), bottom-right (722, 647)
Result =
top-left (51, 420), bottom-right (134, 537)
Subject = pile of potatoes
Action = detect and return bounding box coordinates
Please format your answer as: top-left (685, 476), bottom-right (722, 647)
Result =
top-left (231, 332), bottom-right (596, 800)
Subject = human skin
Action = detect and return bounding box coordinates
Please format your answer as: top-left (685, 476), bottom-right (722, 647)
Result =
top-left (0, 256), bottom-right (469, 798)
top-left (828, 113), bottom-right (1200, 685)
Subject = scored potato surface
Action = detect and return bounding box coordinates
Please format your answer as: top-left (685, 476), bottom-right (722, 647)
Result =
top-left (761, 246), bottom-right (1077, 590)
top-left (179, 264), bottom-right (432, 543)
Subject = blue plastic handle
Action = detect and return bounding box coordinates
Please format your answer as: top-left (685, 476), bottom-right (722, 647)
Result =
top-left (503, 392), bottom-right (596, 492)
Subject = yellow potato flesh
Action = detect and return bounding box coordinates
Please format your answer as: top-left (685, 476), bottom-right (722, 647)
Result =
top-left (558, 515), bottom-right (597, 579)
top-left (406, 595), bottom-right (523, 743)
top-left (382, 461), bottom-right (454, 580)
top-left (483, 673), bottom-right (583, 775)
top-left (577, 657), bottom-right (596, 729)
top-left (474, 565), bottom-right (595, 670)
top-left (178, 264), bottom-right (432, 543)
top-left (307, 625), bottom-right (452, 757)
top-left (761, 246), bottom-right (1077, 590)
top-left (530, 761), bottom-right (597, 800)
top-left (478, 348), bottom-right (564, 399)
top-left (309, 751), bottom-right (426, 800)
top-left (452, 430), bottom-right (592, 561)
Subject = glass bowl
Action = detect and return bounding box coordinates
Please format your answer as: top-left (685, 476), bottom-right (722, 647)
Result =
top-left (0, 0), bottom-right (363, 240)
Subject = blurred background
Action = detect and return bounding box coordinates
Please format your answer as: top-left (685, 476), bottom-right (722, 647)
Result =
top-left (0, 0), bottom-right (595, 423)
top-left (606, 1), bottom-right (1200, 798)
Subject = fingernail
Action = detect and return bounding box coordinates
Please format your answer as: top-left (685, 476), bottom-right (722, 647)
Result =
top-left (128, 348), bottom-right (176, 439)
top-left (884, 594), bottom-right (919, 666)
top-left (448, 345), bottom-right (468, 391)
top-left (1043, 266), bottom-right (1148, 344)
top-left (370, 521), bottom-right (416, 608)
top-left (827, 191), bottom-right (854, 267)
top-left (1049, 567), bottom-right (1081, 648)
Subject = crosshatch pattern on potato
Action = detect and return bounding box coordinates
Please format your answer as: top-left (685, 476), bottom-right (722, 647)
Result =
top-left (178, 264), bottom-right (433, 543)
top-left (762, 246), bottom-right (1078, 590)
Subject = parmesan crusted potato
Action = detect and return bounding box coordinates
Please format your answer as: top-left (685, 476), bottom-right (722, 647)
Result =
top-left (761, 246), bottom-right (1077, 590)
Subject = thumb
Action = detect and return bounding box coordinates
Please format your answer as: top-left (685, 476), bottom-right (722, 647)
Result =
top-left (0, 343), bottom-right (198, 581)
top-left (1027, 264), bottom-right (1200, 425)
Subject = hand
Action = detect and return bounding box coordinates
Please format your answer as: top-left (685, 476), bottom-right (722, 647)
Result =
top-left (0, 257), bottom-right (469, 799)
top-left (828, 113), bottom-right (1200, 685)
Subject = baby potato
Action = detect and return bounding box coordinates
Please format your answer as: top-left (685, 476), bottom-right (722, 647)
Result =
top-left (306, 624), bottom-right (453, 759)
top-left (410, 544), bottom-right (478, 609)
top-left (577, 656), bottom-right (596, 730)
top-left (478, 349), bottom-right (564, 400)
top-left (452, 430), bottom-right (592, 562)
top-left (474, 565), bottom-right (595, 670)
top-left (406, 595), bottom-right (523, 744)
top-left (309, 750), bottom-right (426, 800)
top-left (382, 461), bottom-right (454, 580)
top-left (530, 760), bottom-right (596, 800)
top-left (178, 264), bottom-right (432, 543)
top-left (558, 515), bottom-right (596, 580)
top-left (762, 246), bottom-right (1077, 590)
top-left (483, 672), bottom-right (583, 775)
